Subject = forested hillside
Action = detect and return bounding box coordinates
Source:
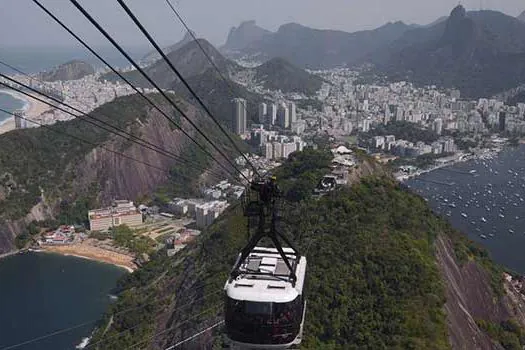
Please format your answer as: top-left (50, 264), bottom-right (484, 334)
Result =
top-left (87, 150), bottom-right (525, 349)
top-left (0, 93), bottom-right (243, 252)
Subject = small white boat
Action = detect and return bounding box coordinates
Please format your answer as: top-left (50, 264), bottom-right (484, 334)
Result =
top-left (480, 234), bottom-right (487, 239)
top-left (461, 213), bottom-right (468, 218)
top-left (481, 217), bottom-right (487, 223)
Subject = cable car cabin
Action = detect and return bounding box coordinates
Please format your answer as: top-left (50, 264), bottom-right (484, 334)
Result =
top-left (224, 247), bottom-right (307, 349)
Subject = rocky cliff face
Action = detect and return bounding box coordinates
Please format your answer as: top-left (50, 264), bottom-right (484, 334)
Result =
top-left (222, 20), bottom-right (271, 51)
top-left (0, 93), bottom-right (236, 253)
top-left (436, 234), bottom-right (525, 349)
top-left (39, 60), bottom-right (95, 82)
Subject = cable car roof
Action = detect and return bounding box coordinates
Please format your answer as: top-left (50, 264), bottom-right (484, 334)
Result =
top-left (225, 247), bottom-right (306, 303)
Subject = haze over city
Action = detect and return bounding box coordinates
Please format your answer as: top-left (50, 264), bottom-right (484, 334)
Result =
top-left (0, 0), bottom-right (523, 48)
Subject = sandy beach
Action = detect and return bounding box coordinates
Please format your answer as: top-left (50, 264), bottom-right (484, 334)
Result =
top-left (0, 89), bottom-right (52, 135)
top-left (42, 240), bottom-right (136, 273)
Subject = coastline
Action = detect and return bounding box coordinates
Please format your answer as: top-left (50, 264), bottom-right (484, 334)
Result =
top-left (397, 148), bottom-right (503, 182)
top-left (0, 88), bottom-right (52, 134)
top-left (41, 243), bottom-right (136, 273)
top-left (0, 249), bottom-right (20, 260)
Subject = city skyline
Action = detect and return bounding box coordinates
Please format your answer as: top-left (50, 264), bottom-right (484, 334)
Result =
top-left (0, 0), bottom-right (523, 49)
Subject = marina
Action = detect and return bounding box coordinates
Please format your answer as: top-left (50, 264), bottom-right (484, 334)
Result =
top-left (407, 144), bottom-right (525, 274)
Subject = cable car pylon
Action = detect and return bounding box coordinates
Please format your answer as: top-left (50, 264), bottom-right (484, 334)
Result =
top-left (224, 176), bottom-right (307, 349)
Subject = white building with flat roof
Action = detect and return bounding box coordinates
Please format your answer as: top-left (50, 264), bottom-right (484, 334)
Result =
top-left (88, 200), bottom-right (142, 231)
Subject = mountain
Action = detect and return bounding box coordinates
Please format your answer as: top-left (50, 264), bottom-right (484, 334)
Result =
top-left (87, 153), bottom-right (525, 349)
top-left (518, 10), bottom-right (525, 22)
top-left (254, 57), bottom-right (324, 95)
top-left (101, 39), bottom-right (240, 90)
top-left (223, 20), bottom-right (271, 51)
top-left (0, 93), bottom-right (241, 253)
top-left (140, 31), bottom-right (196, 66)
top-left (424, 15), bottom-right (448, 27)
top-left (171, 68), bottom-right (268, 129)
top-left (372, 6), bottom-right (525, 98)
top-left (222, 21), bottom-right (412, 69)
top-left (39, 60), bottom-right (94, 81)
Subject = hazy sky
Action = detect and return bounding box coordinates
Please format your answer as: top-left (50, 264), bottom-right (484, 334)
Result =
top-left (0, 0), bottom-right (524, 49)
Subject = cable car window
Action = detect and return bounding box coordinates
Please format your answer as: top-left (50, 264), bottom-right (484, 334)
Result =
top-left (245, 301), bottom-right (272, 315)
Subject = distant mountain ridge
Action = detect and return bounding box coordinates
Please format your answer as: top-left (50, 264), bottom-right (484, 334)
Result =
top-left (223, 20), bottom-right (271, 51)
top-left (518, 10), bottom-right (525, 22)
top-left (370, 6), bottom-right (525, 98)
top-left (39, 60), bottom-right (94, 82)
top-left (140, 31), bottom-right (196, 66)
top-left (103, 39), bottom-right (324, 96)
top-left (102, 39), bottom-right (239, 89)
top-left (221, 21), bottom-right (412, 69)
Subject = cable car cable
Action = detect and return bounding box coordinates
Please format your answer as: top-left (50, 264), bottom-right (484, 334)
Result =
top-left (0, 107), bottom-right (203, 183)
top-left (0, 59), bottom-right (234, 182)
top-left (164, 320), bottom-right (224, 350)
top-left (64, 0), bottom-right (250, 183)
top-left (30, 0), bottom-right (247, 183)
top-left (124, 304), bottom-right (223, 349)
top-left (117, 0), bottom-right (260, 178)
top-left (0, 284), bottom-right (222, 350)
top-left (162, 0), bottom-right (254, 153)
top-left (0, 80), bottom-right (230, 183)
top-left (0, 78), bottom-right (233, 183)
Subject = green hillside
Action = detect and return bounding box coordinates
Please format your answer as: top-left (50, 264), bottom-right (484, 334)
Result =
top-left (86, 149), bottom-right (516, 349)
top-left (0, 92), bottom-right (244, 246)
top-left (254, 57), bottom-right (324, 96)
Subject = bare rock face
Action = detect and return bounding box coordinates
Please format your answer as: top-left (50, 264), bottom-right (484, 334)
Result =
top-left (435, 235), bottom-right (525, 349)
top-left (39, 60), bottom-right (95, 82)
top-left (0, 94), bottom-right (231, 253)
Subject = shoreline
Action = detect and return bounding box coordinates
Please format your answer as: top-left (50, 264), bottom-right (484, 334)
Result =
top-left (52, 251), bottom-right (135, 273)
top-left (40, 243), bottom-right (136, 273)
top-left (397, 147), bottom-right (503, 182)
top-left (0, 88), bottom-right (53, 134)
top-left (0, 249), bottom-right (20, 260)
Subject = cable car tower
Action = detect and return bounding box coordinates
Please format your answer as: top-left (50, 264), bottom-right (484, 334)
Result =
top-left (224, 177), bottom-right (307, 349)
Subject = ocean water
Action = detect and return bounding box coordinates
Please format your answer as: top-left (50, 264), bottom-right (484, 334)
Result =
top-left (407, 145), bottom-right (525, 274)
top-left (0, 46), bottom-right (150, 74)
top-left (0, 92), bottom-right (25, 124)
top-left (0, 253), bottom-right (125, 350)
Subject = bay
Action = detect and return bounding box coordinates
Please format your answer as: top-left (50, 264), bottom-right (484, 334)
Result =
top-left (0, 253), bottom-right (125, 350)
top-left (0, 92), bottom-right (25, 124)
top-left (0, 46), bottom-right (150, 74)
top-left (407, 145), bottom-right (525, 274)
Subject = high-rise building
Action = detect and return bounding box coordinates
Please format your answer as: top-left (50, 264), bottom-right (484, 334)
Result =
top-left (14, 110), bottom-right (26, 129)
top-left (232, 98), bottom-right (247, 135)
top-left (277, 103), bottom-right (289, 129)
top-left (264, 143), bottom-right (273, 160)
top-left (272, 142), bottom-right (282, 159)
top-left (362, 118), bottom-right (370, 133)
top-left (287, 102), bottom-right (297, 125)
top-left (258, 102), bottom-right (267, 123)
top-left (267, 103), bottom-right (277, 125)
top-left (433, 118), bottom-right (443, 135)
top-left (282, 142), bottom-right (296, 159)
top-left (499, 112), bottom-right (506, 131)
